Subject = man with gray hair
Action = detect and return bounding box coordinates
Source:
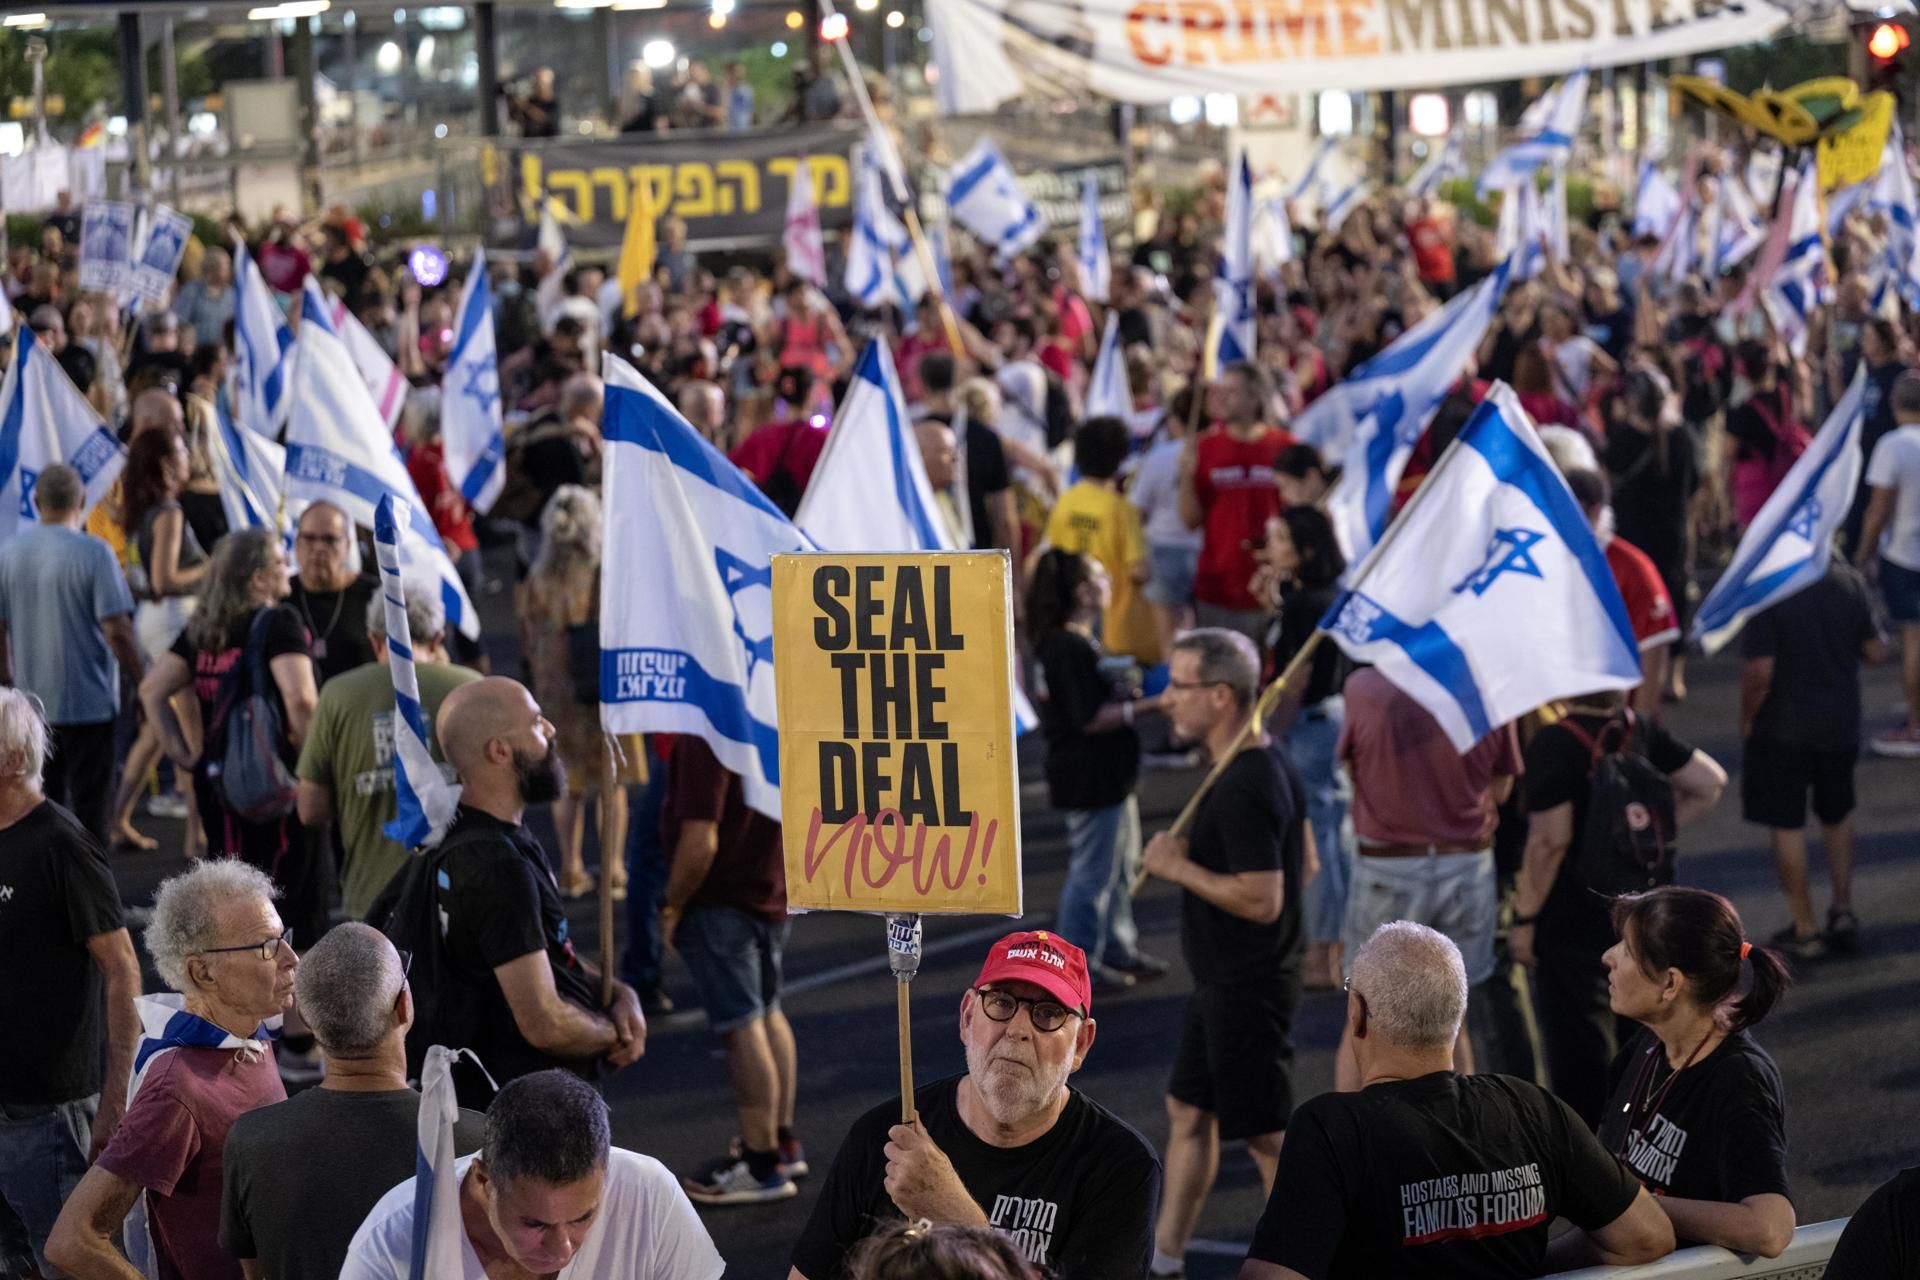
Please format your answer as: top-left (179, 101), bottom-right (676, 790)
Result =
top-left (221, 923), bottom-right (485, 1280)
top-left (1140, 628), bottom-right (1307, 1277)
top-left (0, 688), bottom-right (141, 1279)
top-left (296, 579), bottom-right (479, 919)
top-left (341, 1069), bottom-right (721, 1279)
top-left (1237, 922), bottom-right (1675, 1279)
top-left (0, 462), bottom-right (142, 842)
top-left (49, 860), bottom-right (295, 1280)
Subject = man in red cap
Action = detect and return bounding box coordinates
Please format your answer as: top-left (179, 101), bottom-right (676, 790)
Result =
top-left (787, 930), bottom-right (1162, 1279)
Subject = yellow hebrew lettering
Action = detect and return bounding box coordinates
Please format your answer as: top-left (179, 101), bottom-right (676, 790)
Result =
top-left (811, 154), bottom-right (852, 206)
top-left (716, 159), bottom-right (761, 214)
top-left (629, 165), bottom-right (673, 216)
top-left (520, 153), bottom-right (545, 211)
top-left (548, 169), bottom-right (593, 223)
top-left (675, 163), bottom-right (718, 217)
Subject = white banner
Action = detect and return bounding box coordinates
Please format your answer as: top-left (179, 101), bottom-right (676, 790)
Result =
top-left (928, 0), bottom-right (1786, 108)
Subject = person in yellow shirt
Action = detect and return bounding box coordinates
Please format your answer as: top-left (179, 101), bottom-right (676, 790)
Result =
top-left (1043, 417), bottom-right (1161, 666)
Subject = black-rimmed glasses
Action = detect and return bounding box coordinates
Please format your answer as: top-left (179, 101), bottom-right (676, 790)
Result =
top-left (200, 929), bottom-right (295, 962)
top-left (973, 987), bottom-right (1080, 1033)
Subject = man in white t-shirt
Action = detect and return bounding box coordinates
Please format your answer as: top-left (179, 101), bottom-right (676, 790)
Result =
top-left (1856, 370), bottom-right (1920, 757)
top-left (340, 1070), bottom-right (722, 1280)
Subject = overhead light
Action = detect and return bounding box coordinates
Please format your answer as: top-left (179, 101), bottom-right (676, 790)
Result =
top-left (885, 8), bottom-right (903, 25)
top-left (375, 39), bottom-right (402, 72)
top-left (711, 0), bottom-right (734, 13)
top-left (610, 0), bottom-right (665, 8)
top-left (247, 0), bottom-right (328, 17)
top-left (771, 39), bottom-right (788, 55)
top-left (785, 8), bottom-right (804, 27)
top-left (1408, 91), bottom-right (1450, 137)
top-left (708, 11), bottom-right (726, 25)
top-left (553, 0), bottom-right (612, 8)
top-left (854, 0), bottom-right (878, 9)
top-left (2, 13), bottom-right (49, 28)
top-left (820, 12), bottom-right (848, 38)
top-left (642, 37), bottom-right (675, 68)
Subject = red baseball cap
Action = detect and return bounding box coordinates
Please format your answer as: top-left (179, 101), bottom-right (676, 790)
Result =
top-left (974, 930), bottom-right (1093, 1015)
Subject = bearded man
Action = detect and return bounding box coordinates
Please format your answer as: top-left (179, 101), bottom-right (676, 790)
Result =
top-left (787, 931), bottom-right (1163, 1279)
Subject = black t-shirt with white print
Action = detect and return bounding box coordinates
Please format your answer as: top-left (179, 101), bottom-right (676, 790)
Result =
top-left (790, 1073), bottom-right (1161, 1279)
top-left (1246, 1071), bottom-right (1641, 1280)
top-left (1596, 1029), bottom-right (1790, 1219)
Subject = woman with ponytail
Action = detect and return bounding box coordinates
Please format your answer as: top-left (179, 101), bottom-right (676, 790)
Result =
top-left (1027, 549), bottom-right (1164, 989)
top-left (1595, 886), bottom-right (1797, 1257)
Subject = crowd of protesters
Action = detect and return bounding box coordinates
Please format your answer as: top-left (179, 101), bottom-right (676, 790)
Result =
top-left (1, 132), bottom-right (1918, 1280)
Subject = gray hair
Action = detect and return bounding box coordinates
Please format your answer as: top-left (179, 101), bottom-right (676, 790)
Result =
top-left (187, 527), bottom-right (281, 652)
top-left (32, 463), bottom-right (84, 515)
top-left (532, 485), bottom-right (601, 580)
top-left (1170, 627), bottom-right (1260, 710)
top-left (294, 923), bottom-right (403, 1058)
top-left (1893, 370), bottom-right (1920, 418)
top-left (1350, 921), bottom-right (1469, 1049)
top-left (0, 688), bottom-right (50, 788)
top-left (146, 860), bottom-right (279, 992)
top-left (366, 577), bottom-right (446, 649)
top-left (484, 1070), bottom-right (611, 1189)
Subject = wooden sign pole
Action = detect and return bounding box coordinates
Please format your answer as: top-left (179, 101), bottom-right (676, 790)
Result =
top-left (887, 913), bottom-right (923, 1123)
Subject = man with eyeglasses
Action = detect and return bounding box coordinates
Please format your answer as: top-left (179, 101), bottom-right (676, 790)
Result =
top-left (220, 923), bottom-right (485, 1280)
top-left (49, 861), bottom-right (298, 1280)
top-left (289, 502), bottom-right (378, 687)
top-left (789, 930), bottom-right (1161, 1279)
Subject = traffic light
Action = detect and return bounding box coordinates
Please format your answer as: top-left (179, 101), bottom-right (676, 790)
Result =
top-left (1868, 21), bottom-right (1911, 94)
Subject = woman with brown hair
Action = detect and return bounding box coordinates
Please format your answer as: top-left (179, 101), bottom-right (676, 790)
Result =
top-left (845, 1220), bottom-right (1038, 1280)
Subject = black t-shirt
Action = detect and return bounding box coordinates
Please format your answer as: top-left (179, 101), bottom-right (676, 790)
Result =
top-left (172, 604), bottom-right (311, 769)
top-left (1605, 424), bottom-right (1701, 579)
top-left (1035, 629), bottom-right (1139, 811)
top-left (1524, 713), bottom-right (1695, 949)
top-left (516, 420), bottom-right (591, 528)
top-left (1182, 746), bottom-right (1305, 986)
top-left (1584, 305), bottom-right (1634, 361)
top-left (220, 1087), bottom-right (485, 1280)
top-left (289, 573), bottom-right (378, 687)
top-left (321, 253), bottom-right (372, 312)
top-left (1266, 581), bottom-right (1348, 707)
top-left (1827, 1166), bottom-right (1920, 1279)
top-left (0, 801), bottom-right (126, 1104)
top-left (1483, 321), bottom-right (1540, 385)
top-left (1596, 1030), bottom-right (1789, 1220)
top-left (1247, 1072), bottom-right (1642, 1280)
top-left (790, 1074), bottom-right (1161, 1280)
top-left (1742, 564), bottom-right (1879, 752)
top-left (963, 420), bottom-right (1013, 551)
top-left (429, 806), bottom-right (604, 1108)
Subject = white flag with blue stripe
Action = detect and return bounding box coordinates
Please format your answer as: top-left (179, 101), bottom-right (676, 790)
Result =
top-left (283, 287), bottom-right (480, 641)
top-left (1694, 365), bottom-right (1866, 654)
top-left (600, 355), bottom-right (813, 819)
top-left (207, 389), bottom-right (286, 537)
top-left (1761, 160), bottom-right (1824, 358)
top-left (1868, 127), bottom-right (1919, 310)
top-left (1632, 161), bottom-right (1684, 240)
top-left (1289, 137), bottom-right (1336, 201)
top-left (1214, 149), bottom-right (1256, 369)
top-left (1085, 312), bottom-right (1130, 422)
top-left (1323, 261), bottom-right (1512, 567)
top-left (1479, 69), bottom-right (1588, 197)
top-left (927, 218), bottom-right (956, 299)
top-left (232, 237), bottom-right (293, 440)
top-left (1706, 173), bottom-right (1767, 277)
top-left (375, 494), bottom-right (462, 848)
top-left (0, 324), bottom-right (125, 542)
top-left (948, 137), bottom-right (1044, 262)
top-left (442, 259), bottom-right (506, 515)
top-left (1322, 178), bottom-right (1371, 235)
top-left (1407, 135), bottom-right (1465, 199)
top-left (1321, 382), bottom-right (1640, 749)
top-left (1077, 169), bottom-right (1110, 303)
top-left (846, 146), bottom-right (918, 310)
top-left (409, 1045), bottom-right (468, 1280)
top-left (798, 339), bottom-right (954, 554)
top-left (330, 297), bottom-right (409, 432)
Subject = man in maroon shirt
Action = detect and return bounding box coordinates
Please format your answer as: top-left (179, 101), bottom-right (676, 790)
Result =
top-left (1334, 665), bottom-right (1521, 1089)
top-left (1180, 362), bottom-right (1296, 642)
top-left (664, 738), bottom-right (805, 1207)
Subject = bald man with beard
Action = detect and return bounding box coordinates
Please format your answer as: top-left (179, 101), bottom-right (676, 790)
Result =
top-left (386, 677), bottom-right (645, 1107)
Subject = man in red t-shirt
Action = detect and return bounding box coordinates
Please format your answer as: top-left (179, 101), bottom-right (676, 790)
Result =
top-left (1566, 469), bottom-right (1676, 716)
top-left (1406, 199), bottom-right (1457, 292)
top-left (1180, 362), bottom-right (1296, 641)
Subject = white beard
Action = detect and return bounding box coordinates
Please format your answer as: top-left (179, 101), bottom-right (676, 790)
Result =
top-left (965, 1037), bottom-right (1070, 1127)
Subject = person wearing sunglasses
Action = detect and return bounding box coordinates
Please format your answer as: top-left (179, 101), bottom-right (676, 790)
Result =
top-left (791, 931), bottom-right (1161, 1280)
top-left (48, 861), bottom-right (299, 1280)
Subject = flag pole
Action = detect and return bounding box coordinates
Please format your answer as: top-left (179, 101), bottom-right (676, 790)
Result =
top-left (597, 743), bottom-right (622, 1008)
top-left (887, 914), bottom-right (922, 1123)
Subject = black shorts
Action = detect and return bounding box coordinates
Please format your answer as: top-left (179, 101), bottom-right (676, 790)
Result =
top-left (1741, 738), bottom-right (1857, 830)
top-left (1167, 978), bottom-right (1299, 1141)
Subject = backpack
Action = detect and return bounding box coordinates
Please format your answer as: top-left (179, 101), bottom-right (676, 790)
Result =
top-left (206, 608), bottom-right (299, 824)
top-left (374, 825), bottom-right (497, 1082)
top-left (1558, 711), bottom-right (1678, 896)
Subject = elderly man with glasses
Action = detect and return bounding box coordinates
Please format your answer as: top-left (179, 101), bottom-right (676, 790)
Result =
top-left (48, 861), bottom-right (297, 1280)
top-left (789, 930), bottom-right (1162, 1280)
top-left (220, 923), bottom-right (485, 1280)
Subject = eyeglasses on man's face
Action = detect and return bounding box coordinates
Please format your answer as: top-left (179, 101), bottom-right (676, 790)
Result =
top-left (201, 929), bottom-right (295, 963)
top-left (973, 987), bottom-right (1080, 1034)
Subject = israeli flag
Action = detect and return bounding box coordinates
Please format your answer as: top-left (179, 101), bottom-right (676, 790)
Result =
top-left (208, 389), bottom-right (286, 536)
top-left (1322, 261), bottom-right (1512, 567)
top-left (284, 286), bottom-right (481, 641)
top-left (0, 324), bottom-right (125, 542)
top-left (1320, 382), bottom-right (1640, 750)
top-left (1254, 193), bottom-right (1294, 271)
top-left (798, 339), bottom-right (953, 554)
top-left (409, 1046), bottom-right (468, 1279)
top-left (1214, 149), bottom-right (1256, 369)
top-left (1694, 365), bottom-right (1866, 654)
top-left (1868, 127), bottom-right (1919, 309)
top-left (535, 196), bottom-right (572, 329)
top-left (926, 218), bottom-right (956, 300)
top-left (948, 137), bottom-right (1044, 262)
top-left (846, 145), bottom-right (917, 311)
top-left (1762, 161), bottom-right (1825, 358)
top-left (1828, 177), bottom-right (1872, 236)
top-left (1548, 162), bottom-right (1570, 263)
top-left (600, 355), bottom-right (813, 820)
top-left (1479, 69), bottom-right (1588, 198)
top-left (1651, 205), bottom-right (1697, 284)
top-left (330, 297), bottom-right (409, 432)
top-left (1085, 312), bottom-right (1130, 421)
top-left (1321, 178), bottom-right (1371, 236)
top-left (1707, 173), bottom-right (1767, 276)
top-left (1077, 169), bottom-right (1110, 303)
top-left (232, 237), bottom-right (294, 439)
top-left (441, 259), bottom-right (505, 514)
top-left (1407, 136), bottom-right (1465, 199)
top-left (374, 495), bottom-right (462, 849)
top-left (1632, 161), bottom-right (1684, 240)
top-left (1289, 137), bottom-right (1337, 201)
top-left (1493, 181), bottom-right (1547, 282)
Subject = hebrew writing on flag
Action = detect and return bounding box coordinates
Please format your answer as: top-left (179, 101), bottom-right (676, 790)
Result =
top-left (232, 237), bottom-right (294, 439)
top-left (441, 259), bottom-right (506, 514)
top-left (599, 354), bottom-right (815, 820)
top-left (947, 137), bottom-right (1045, 263)
top-left (0, 324), bottom-right (126, 541)
top-left (1694, 365), bottom-right (1867, 654)
top-left (374, 494), bottom-right (463, 849)
top-left (1320, 382), bottom-right (1641, 750)
top-left (283, 285), bottom-right (480, 640)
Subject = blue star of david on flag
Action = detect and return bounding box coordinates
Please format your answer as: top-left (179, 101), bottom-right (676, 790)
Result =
top-left (1453, 527), bottom-right (1547, 596)
top-left (17, 470), bottom-right (36, 520)
top-left (460, 359), bottom-right (499, 417)
top-left (715, 547), bottom-right (774, 682)
top-left (1785, 497), bottom-right (1822, 542)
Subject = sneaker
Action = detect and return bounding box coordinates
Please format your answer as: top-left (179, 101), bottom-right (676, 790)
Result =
top-left (146, 793), bottom-right (190, 820)
top-left (682, 1156), bottom-right (797, 1206)
top-left (1768, 925), bottom-right (1828, 962)
top-left (1826, 909), bottom-right (1860, 955)
top-left (727, 1134), bottom-right (810, 1180)
top-left (277, 1046), bottom-right (325, 1086)
top-left (1870, 727), bottom-right (1920, 758)
top-left (1091, 965), bottom-right (1138, 994)
top-left (636, 984), bottom-right (676, 1017)
top-left (1106, 951), bottom-right (1172, 982)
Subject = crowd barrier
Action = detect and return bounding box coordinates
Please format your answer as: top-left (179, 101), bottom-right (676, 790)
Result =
top-left (1554, 1219), bottom-right (1845, 1280)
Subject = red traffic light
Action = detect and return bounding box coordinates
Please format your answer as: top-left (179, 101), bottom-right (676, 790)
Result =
top-left (1869, 21), bottom-right (1909, 60)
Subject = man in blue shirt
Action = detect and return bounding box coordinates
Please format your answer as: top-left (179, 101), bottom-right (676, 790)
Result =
top-left (0, 464), bottom-right (141, 842)
top-left (725, 62), bottom-right (755, 130)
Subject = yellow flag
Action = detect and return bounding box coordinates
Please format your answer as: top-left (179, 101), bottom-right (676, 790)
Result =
top-left (618, 175), bottom-right (656, 319)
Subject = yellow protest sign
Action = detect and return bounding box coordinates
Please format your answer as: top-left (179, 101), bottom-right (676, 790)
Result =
top-left (1820, 92), bottom-right (1896, 191)
top-left (772, 552), bottom-right (1022, 916)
